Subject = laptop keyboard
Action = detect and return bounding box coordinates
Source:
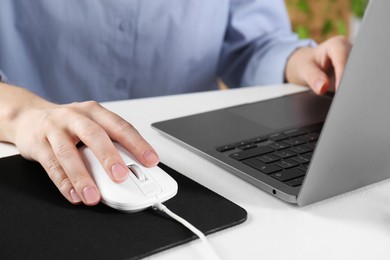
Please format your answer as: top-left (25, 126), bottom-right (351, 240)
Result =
top-left (216, 123), bottom-right (323, 187)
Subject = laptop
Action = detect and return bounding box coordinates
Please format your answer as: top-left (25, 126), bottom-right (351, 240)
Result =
top-left (152, 0), bottom-right (390, 206)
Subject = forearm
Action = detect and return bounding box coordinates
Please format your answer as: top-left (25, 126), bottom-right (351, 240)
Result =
top-left (0, 82), bottom-right (52, 143)
top-left (218, 0), bottom-right (315, 87)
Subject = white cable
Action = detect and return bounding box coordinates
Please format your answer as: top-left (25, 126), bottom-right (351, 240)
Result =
top-left (153, 202), bottom-right (221, 260)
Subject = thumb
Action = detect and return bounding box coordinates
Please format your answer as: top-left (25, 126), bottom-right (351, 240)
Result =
top-left (303, 63), bottom-right (330, 95)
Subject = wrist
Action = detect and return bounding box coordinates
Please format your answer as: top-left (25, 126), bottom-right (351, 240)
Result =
top-left (0, 82), bottom-right (53, 143)
top-left (285, 46), bottom-right (314, 86)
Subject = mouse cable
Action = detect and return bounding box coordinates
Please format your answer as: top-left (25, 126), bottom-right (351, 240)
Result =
top-left (153, 202), bottom-right (221, 260)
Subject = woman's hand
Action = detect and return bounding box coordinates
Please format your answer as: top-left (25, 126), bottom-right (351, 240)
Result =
top-left (0, 84), bottom-right (159, 206)
top-left (285, 36), bottom-right (352, 95)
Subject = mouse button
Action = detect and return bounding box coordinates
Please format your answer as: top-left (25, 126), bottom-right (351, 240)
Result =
top-left (140, 181), bottom-right (161, 195)
top-left (150, 167), bottom-right (177, 185)
top-left (103, 183), bottom-right (145, 204)
top-left (128, 164), bottom-right (147, 182)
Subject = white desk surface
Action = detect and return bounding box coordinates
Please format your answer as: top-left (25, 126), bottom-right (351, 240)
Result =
top-left (1, 84), bottom-right (390, 260)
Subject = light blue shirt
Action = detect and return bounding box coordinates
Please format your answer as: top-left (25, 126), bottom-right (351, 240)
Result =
top-left (0, 0), bottom-right (313, 104)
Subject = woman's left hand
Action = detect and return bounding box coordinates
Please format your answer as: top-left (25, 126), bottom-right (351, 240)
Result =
top-left (285, 36), bottom-right (352, 95)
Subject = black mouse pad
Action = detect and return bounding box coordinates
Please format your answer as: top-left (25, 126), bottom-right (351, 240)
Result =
top-left (0, 155), bottom-right (247, 259)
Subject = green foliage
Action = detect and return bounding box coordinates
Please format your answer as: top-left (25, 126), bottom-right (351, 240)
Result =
top-left (289, 0), bottom-right (355, 40)
top-left (351, 0), bottom-right (369, 18)
top-left (319, 19), bottom-right (347, 39)
top-left (297, 0), bottom-right (311, 14)
top-left (321, 19), bottom-right (333, 36)
top-left (337, 20), bottom-right (347, 36)
top-left (296, 25), bottom-right (310, 39)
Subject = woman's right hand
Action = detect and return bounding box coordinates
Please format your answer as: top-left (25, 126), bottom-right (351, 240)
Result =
top-left (0, 83), bottom-right (160, 205)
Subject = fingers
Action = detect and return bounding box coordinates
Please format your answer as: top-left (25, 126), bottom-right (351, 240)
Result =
top-left (308, 36), bottom-right (352, 94)
top-left (301, 59), bottom-right (330, 95)
top-left (286, 36), bottom-right (352, 95)
top-left (47, 131), bottom-right (101, 206)
top-left (46, 101), bottom-right (158, 206)
top-left (67, 111), bottom-right (130, 182)
top-left (86, 102), bottom-right (160, 167)
top-left (323, 36), bottom-right (352, 89)
top-left (35, 140), bottom-right (83, 204)
top-left (15, 100), bottom-right (159, 206)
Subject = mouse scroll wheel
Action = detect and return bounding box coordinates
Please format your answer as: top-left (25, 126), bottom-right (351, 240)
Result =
top-left (127, 164), bottom-right (147, 182)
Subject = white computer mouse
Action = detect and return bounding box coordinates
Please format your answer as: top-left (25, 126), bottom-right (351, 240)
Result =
top-left (79, 143), bottom-right (178, 212)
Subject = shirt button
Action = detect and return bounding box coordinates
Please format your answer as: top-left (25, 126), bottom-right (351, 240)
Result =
top-left (118, 20), bottom-right (130, 32)
top-left (115, 78), bottom-right (127, 90)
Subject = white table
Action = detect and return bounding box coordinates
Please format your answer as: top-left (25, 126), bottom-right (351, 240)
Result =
top-left (1, 84), bottom-right (389, 260)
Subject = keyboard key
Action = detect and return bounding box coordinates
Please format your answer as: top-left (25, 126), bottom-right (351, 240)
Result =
top-left (238, 143), bottom-right (257, 150)
top-left (306, 142), bottom-right (317, 149)
top-left (285, 177), bottom-right (305, 187)
top-left (247, 136), bottom-right (267, 143)
top-left (216, 144), bottom-right (235, 152)
top-left (268, 141), bottom-right (290, 150)
top-left (269, 133), bottom-right (288, 141)
top-left (232, 140), bottom-right (251, 147)
top-left (229, 146), bottom-right (273, 161)
top-left (300, 153), bottom-right (313, 161)
top-left (290, 144), bottom-right (313, 154)
top-left (273, 149), bottom-right (297, 159)
top-left (299, 165), bottom-right (309, 172)
top-left (291, 155), bottom-right (310, 164)
top-left (284, 137), bottom-right (306, 146)
top-left (301, 132), bottom-right (320, 142)
top-left (284, 128), bottom-right (308, 137)
top-left (258, 164), bottom-right (283, 175)
top-left (243, 158), bottom-right (282, 174)
top-left (275, 159), bottom-right (300, 169)
top-left (271, 168), bottom-right (306, 182)
top-left (257, 154), bottom-right (280, 163)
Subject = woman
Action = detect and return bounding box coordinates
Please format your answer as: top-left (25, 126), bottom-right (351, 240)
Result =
top-left (0, 0), bottom-right (351, 205)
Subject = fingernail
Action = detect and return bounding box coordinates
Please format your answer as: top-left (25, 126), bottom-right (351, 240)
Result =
top-left (143, 150), bottom-right (159, 165)
top-left (111, 163), bottom-right (129, 182)
top-left (70, 188), bottom-right (81, 203)
top-left (83, 186), bottom-right (100, 205)
top-left (315, 79), bottom-right (325, 92)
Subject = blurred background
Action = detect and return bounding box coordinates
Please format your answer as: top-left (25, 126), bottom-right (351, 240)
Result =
top-left (286, 0), bottom-right (369, 43)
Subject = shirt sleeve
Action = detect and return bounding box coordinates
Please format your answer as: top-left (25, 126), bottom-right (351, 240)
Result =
top-left (218, 0), bottom-right (316, 88)
top-left (0, 69), bottom-right (6, 82)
